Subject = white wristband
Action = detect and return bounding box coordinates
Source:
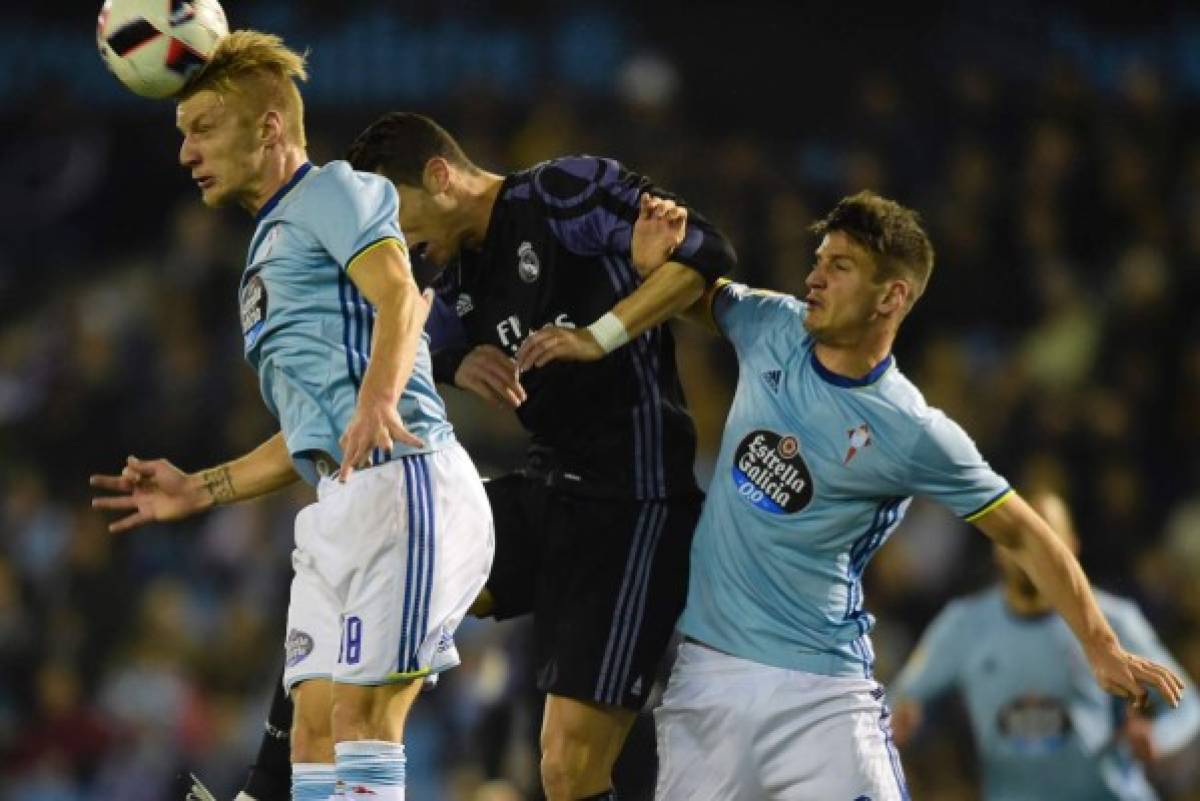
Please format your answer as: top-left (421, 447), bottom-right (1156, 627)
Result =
top-left (586, 311), bottom-right (631, 354)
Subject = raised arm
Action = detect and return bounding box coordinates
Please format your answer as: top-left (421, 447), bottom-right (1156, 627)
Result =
top-left (516, 193), bottom-right (710, 370)
top-left (514, 156), bottom-right (736, 370)
top-left (90, 432), bottom-right (298, 533)
top-left (974, 494), bottom-right (1185, 708)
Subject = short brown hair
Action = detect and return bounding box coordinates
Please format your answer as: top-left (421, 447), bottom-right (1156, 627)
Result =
top-left (181, 30), bottom-right (308, 147)
top-left (810, 190), bottom-right (935, 305)
top-left (346, 112), bottom-right (477, 186)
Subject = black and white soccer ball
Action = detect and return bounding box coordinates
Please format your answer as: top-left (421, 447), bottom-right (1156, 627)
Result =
top-left (97, 0), bottom-right (229, 99)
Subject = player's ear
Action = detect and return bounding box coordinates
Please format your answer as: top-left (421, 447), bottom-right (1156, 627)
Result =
top-left (260, 109), bottom-right (284, 148)
top-left (879, 279), bottom-right (910, 316)
top-left (423, 157), bottom-right (451, 196)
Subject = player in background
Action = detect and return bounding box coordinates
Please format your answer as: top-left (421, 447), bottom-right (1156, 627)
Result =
top-left (651, 190), bottom-right (1186, 800)
top-left (90, 32), bottom-right (494, 801)
top-left (890, 490), bottom-right (1200, 800)
top-left (346, 113), bottom-right (736, 801)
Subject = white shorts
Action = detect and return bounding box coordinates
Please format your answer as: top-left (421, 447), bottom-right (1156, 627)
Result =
top-left (283, 444), bottom-right (494, 691)
top-left (654, 641), bottom-right (909, 801)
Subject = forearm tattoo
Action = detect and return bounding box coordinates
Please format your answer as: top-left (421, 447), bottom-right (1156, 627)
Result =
top-left (200, 465), bottom-right (236, 504)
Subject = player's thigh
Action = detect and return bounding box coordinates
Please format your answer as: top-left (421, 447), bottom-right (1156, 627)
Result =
top-left (331, 676), bottom-right (424, 743)
top-left (654, 642), bottom-right (759, 801)
top-left (757, 679), bottom-right (909, 801)
top-left (324, 449), bottom-right (493, 685)
top-left (481, 471), bottom-right (543, 619)
top-left (537, 494), bottom-right (700, 710)
top-left (283, 503), bottom-right (339, 691)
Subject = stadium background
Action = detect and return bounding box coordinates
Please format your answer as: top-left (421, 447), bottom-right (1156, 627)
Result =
top-left (3, 1), bottom-right (1200, 798)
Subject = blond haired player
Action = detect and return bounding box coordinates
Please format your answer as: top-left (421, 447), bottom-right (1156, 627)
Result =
top-left (92, 31), bottom-right (494, 801)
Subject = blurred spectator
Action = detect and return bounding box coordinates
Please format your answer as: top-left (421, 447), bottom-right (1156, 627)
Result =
top-left (5, 3), bottom-right (1200, 799)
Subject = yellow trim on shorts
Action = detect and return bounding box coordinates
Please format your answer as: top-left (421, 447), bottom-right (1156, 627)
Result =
top-left (384, 667), bottom-right (432, 682)
top-left (963, 488), bottom-right (1015, 523)
top-left (345, 236), bottom-right (407, 277)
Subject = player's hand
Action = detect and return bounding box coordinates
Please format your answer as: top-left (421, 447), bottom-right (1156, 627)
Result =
top-left (631, 193), bottom-right (688, 276)
top-left (1122, 710), bottom-right (1158, 764)
top-left (339, 394), bottom-right (424, 482)
top-left (890, 699), bottom-right (923, 747)
top-left (90, 456), bottom-right (209, 533)
top-left (515, 326), bottom-right (604, 372)
top-left (454, 345), bottom-right (526, 408)
top-left (1086, 640), bottom-right (1185, 709)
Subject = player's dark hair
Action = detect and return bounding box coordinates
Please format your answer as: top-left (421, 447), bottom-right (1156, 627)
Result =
top-left (810, 190), bottom-right (935, 305)
top-left (346, 112), bottom-right (477, 186)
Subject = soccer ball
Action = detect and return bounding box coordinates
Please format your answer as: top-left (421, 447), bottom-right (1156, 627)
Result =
top-left (96, 0), bottom-right (229, 99)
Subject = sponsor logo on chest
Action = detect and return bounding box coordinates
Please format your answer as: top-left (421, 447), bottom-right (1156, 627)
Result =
top-left (731, 430), bottom-right (815, 514)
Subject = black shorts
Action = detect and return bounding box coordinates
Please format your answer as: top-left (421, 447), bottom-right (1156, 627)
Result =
top-left (484, 473), bottom-right (701, 711)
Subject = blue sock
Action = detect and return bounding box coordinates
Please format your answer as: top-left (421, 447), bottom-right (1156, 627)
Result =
top-left (336, 740), bottom-right (406, 800)
top-left (291, 763), bottom-right (335, 801)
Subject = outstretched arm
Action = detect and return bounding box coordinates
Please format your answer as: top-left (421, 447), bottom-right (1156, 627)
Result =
top-left (90, 432), bottom-right (298, 533)
top-left (974, 494), bottom-right (1185, 708)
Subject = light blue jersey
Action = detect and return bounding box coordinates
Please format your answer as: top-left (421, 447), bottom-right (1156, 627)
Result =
top-left (239, 160), bottom-right (455, 485)
top-left (678, 283), bottom-right (1012, 677)
top-left (894, 587), bottom-right (1200, 801)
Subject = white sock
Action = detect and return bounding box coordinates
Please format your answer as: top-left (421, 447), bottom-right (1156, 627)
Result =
top-left (336, 740), bottom-right (406, 800)
top-left (292, 763), bottom-right (336, 801)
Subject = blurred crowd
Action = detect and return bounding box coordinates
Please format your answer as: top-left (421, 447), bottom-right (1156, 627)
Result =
top-left (3, 4), bottom-right (1200, 800)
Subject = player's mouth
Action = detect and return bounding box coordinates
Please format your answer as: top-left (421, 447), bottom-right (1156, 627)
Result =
top-left (194, 175), bottom-right (215, 191)
top-left (805, 293), bottom-right (823, 309)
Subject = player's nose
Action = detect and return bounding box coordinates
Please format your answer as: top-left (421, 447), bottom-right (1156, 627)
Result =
top-left (179, 137), bottom-right (200, 169)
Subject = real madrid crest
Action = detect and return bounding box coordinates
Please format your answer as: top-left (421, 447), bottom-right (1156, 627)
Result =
top-left (517, 241), bottom-right (541, 283)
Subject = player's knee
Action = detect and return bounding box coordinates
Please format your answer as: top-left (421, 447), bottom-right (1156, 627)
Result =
top-left (291, 710), bottom-right (333, 763)
top-left (540, 728), bottom-right (610, 800)
top-left (330, 690), bottom-right (373, 742)
top-left (290, 682), bottom-right (334, 763)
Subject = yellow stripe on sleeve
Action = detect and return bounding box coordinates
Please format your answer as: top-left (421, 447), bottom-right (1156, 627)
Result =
top-left (963, 488), bottom-right (1015, 523)
top-left (345, 236), bottom-right (407, 278)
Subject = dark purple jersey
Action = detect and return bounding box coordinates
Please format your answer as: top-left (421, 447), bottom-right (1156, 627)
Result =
top-left (432, 156), bottom-right (735, 500)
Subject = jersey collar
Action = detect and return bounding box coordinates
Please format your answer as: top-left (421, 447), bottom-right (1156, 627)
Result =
top-left (810, 349), bottom-right (894, 388)
top-left (254, 161), bottom-right (313, 225)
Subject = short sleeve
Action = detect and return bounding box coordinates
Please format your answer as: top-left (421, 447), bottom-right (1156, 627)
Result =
top-left (306, 161), bottom-right (406, 271)
top-left (712, 282), bottom-right (806, 352)
top-left (908, 411), bottom-right (1012, 520)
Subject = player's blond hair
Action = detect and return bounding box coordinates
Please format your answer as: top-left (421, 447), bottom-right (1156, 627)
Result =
top-left (181, 30), bottom-right (309, 148)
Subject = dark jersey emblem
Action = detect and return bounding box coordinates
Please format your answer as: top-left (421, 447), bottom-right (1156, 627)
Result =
top-left (731, 430), bottom-right (814, 514)
top-left (517, 241), bottom-right (540, 283)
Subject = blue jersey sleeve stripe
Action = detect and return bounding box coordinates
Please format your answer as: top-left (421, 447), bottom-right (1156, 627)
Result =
top-left (963, 487), bottom-right (1015, 522)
